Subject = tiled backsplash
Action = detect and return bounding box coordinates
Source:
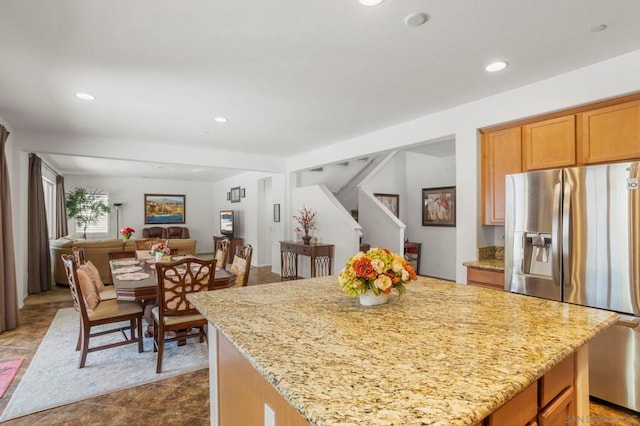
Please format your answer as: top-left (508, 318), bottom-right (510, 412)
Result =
top-left (478, 246), bottom-right (504, 261)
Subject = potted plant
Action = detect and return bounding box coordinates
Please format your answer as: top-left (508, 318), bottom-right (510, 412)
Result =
top-left (65, 187), bottom-right (111, 239)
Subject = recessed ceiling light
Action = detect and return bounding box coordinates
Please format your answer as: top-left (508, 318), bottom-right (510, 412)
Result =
top-left (214, 116), bottom-right (228, 123)
top-left (359, 0), bottom-right (385, 6)
top-left (485, 61), bottom-right (508, 72)
top-left (404, 12), bottom-right (429, 28)
top-left (75, 93), bottom-right (95, 101)
top-left (589, 24), bottom-right (608, 33)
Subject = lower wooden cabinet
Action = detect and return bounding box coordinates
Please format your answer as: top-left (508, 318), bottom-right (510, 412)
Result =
top-left (484, 353), bottom-right (576, 426)
top-left (539, 386), bottom-right (575, 426)
top-left (467, 267), bottom-right (505, 291)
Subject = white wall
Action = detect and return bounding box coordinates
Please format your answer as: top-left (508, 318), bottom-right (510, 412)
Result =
top-left (7, 49), bottom-right (640, 305)
top-left (404, 152), bottom-right (457, 280)
top-left (64, 175), bottom-right (216, 253)
top-left (286, 49), bottom-right (640, 283)
top-left (212, 171), bottom-right (278, 267)
top-left (292, 185), bottom-right (360, 277)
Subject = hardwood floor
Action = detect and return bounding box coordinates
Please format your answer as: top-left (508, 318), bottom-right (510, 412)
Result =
top-left (0, 266), bottom-right (638, 425)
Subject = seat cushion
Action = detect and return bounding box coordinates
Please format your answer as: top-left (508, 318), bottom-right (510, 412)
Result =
top-left (151, 306), bottom-right (205, 326)
top-left (230, 255), bottom-right (247, 286)
top-left (88, 299), bottom-right (142, 321)
top-left (80, 261), bottom-right (105, 293)
top-left (99, 286), bottom-right (117, 301)
top-left (75, 268), bottom-right (100, 312)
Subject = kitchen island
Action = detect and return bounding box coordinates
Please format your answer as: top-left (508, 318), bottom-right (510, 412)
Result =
top-left (188, 276), bottom-right (617, 425)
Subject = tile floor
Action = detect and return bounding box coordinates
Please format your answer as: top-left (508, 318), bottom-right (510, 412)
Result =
top-left (0, 266), bottom-right (638, 425)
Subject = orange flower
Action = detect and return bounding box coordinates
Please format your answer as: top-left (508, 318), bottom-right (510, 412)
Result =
top-left (403, 261), bottom-right (418, 280)
top-left (353, 257), bottom-right (378, 280)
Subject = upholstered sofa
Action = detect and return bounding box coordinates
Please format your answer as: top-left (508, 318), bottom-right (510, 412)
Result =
top-left (142, 226), bottom-right (190, 239)
top-left (50, 237), bottom-right (197, 285)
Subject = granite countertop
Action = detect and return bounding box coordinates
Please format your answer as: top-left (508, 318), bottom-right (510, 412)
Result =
top-left (463, 245), bottom-right (505, 271)
top-left (189, 276), bottom-right (617, 426)
top-left (462, 259), bottom-right (505, 271)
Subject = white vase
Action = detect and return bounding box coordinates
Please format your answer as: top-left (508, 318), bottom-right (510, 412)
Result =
top-left (155, 252), bottom-right (163, 263)
top-left (359, 289), bottom-right (389, 306)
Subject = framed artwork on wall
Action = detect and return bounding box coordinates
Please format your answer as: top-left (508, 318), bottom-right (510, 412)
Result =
top-left (422, 186), bottom-right (456, 227)
top-left (144, 194), bottom-right (186, 224)
top-left (230, 187), bottom-right (241, 203)
top-left (374, 193), bottom-right (399, 217)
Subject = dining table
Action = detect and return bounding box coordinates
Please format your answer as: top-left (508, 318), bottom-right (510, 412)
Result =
top-left (109, 256), bottom-right (237, 337)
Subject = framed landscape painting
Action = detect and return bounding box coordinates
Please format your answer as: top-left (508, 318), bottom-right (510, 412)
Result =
top-left (422, 186), bottom-right (455, 227)
top-left (374, 193), bottom-right (399, 217)
top-left (144, 194), bottom-right (186, 224)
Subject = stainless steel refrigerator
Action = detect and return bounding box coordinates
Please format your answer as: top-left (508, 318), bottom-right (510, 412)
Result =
top-left (505, 161), bottom-right (640, 412)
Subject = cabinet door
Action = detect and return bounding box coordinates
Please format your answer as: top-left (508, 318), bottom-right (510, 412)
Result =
top-left (578, 99), bottom-right (640, 164)
top-left (466, 267), bottom-right (505, 291)
top-left (523, 115), bottom-right (575, 170)
top-left (482, 127), bottom-right (522, 224)
top-left (538, 386), bottom-right (575, 426)
top-left (487, 381), bottom-right (538, 426)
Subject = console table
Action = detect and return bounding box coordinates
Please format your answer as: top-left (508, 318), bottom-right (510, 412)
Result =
top-left (404, 241), bottom-right (422, 275)
top-left (213, 236), bottom-right (244, 266)
top-left (280, 241), bottom-right (334, 281)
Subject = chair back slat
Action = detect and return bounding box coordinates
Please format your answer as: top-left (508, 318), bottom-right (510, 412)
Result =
top-left (230, 244), bottom-right (253, 287)
top-left (61, 254), bottom-right (89, 321)
top-left (214, 239), bottom-right (229, 269)
top-left (155, 258), bottom-right (216, 317)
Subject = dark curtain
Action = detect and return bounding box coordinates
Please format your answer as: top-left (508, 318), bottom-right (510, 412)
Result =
top-left (28, 153), bottom-right (51, 294)
top-left (0, 125), bottom-right (18, 332)
top-left (55, 175), bottom-right (68, 238)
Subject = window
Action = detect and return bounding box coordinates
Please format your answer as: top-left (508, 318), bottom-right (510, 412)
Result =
top-left (75, 191), bottom-right (110, 238)
top-left (42, 177), bottom-right (56, 239)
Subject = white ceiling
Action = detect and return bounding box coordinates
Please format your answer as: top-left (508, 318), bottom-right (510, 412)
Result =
top-left (2, 0), bottom-right (640, 179)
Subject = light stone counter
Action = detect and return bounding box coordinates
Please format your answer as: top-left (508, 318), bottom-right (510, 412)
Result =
top-left (188, 276), bottom-right (617, 425)
top-left (462, 259), bottom-right (505, 271)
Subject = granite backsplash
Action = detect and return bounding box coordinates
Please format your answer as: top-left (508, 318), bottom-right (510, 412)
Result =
top-left (478, 246), bottom-right (504, 261)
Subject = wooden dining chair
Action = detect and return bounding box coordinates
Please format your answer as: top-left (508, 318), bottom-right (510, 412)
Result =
top-left (62, 254), bottom-right (144, 368)
top-left (153, 258), bottom-right (216, 373)
top-left (214, 239), bottom-right (229, 269)
top-left (71, 247), bottom-right (86, 267)
top-left (229, 244), bottom-right (253, 288)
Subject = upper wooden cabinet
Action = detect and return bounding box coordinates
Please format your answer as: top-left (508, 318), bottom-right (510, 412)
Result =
top-left (578, 99), bottom-right (640, 164)
top-left (480, 93), bottom-right (640, 225)
top-left (481, 127), bottom-right (522, 225)
top-left (523, 115), bottom-right (576, 170)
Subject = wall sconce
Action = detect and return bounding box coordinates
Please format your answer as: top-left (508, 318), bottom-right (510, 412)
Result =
top-left (226, 192), bottom-right (230, 201)
top-left (241, 188), bottom-right (246, 198)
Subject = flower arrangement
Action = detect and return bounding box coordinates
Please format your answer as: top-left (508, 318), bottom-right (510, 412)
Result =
top-left (150, 242), bottom-right (171, 256)
top-left (120, 226), bottom-right (135, 240)
top-left (338, 247), bottom-right (418, 297)
top-left (293, 206), bottom-right (317, 235)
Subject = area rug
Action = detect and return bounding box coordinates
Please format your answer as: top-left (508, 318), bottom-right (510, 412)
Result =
top-left (0, 359), bottom-right (24, 398)
top-left (0, 308), bottom-right (208, 421)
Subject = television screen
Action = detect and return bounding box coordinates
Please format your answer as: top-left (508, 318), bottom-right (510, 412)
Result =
top-left (220, 210), bottom-right (234, 237)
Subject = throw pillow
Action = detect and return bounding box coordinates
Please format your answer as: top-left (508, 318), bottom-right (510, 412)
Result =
top-left (81, 261), bottom-right (105, 293)
top-left (75, 268), bottom-right (100, 312)
top-left (230, 255), bottom-right (246, 287)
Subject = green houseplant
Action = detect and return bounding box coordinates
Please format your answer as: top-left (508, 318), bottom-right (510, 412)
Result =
top-left (65, 187), bottom-right (111, 239)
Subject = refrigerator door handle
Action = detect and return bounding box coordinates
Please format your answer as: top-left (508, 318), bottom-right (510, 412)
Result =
top-left (616, 319), bottom-right (640, 329)
top-left (551, 182), bottom-right (562, 288)
top-left (562, 180), bottom-right (572, 292)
